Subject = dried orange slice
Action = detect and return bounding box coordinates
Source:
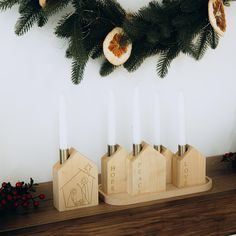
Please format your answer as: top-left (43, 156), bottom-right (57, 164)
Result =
top-left (103, 27), bottom-right (132, 66)
top-left (39, 0), bottom-right (47, 8)
top-left (208, 0), bottom-right (226, 36)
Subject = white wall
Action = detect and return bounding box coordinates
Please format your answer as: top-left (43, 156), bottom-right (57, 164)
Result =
top-left (0, 1), bottom-right (236, 183)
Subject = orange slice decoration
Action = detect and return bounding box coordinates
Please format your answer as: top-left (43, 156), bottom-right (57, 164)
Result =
top-left (208, 0), bottom-right (226, 36)
top-left (108, 33), bottom-right (128, 58)
top-left (103, 27), bottom-right (132, 66)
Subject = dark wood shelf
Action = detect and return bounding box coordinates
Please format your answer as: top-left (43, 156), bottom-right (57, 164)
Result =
top-left (0, 156), bottom-right (236, 236)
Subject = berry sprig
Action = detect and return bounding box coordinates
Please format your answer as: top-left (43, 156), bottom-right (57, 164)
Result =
top-left (0, 178), bottom-right (45, 212)
top-left (222, 152), bottom-right (236, 162)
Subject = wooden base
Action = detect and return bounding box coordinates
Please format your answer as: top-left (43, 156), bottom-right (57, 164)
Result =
top-left (99, 177), bottom-right (212, 206)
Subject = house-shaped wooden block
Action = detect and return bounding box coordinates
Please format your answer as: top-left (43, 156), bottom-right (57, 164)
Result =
top-left (172, 145), bottom-right (206, 188)
top-left (161, 146), bottom-right (174, 184)
top-left (127, 142), bottom-right (166, 195)
top-left (101, 145), bottom-right (129, 195)
top-left (53, 148), bottom-right (98, 212)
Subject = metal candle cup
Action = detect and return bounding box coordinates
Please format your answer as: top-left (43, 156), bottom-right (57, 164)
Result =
top-left (154, 145), bottom-right (162, 152)
top-left (108, 145), bottom-right (117, 157)
top-left (178, 145), bottom-right (187, 157)
top-left (133, 144), bottom-right (142, 156)
top-left (59, 149), bottom-right (70, 164)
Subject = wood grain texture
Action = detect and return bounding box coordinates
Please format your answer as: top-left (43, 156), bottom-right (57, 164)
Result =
top-left (161, 146), bottom-right (174, 184)
top-left (127, 142), bottom-right (166, 195)
top-left (101, 145), bottom-right (129, 194)
top-left (172, 145), bottom-right (206, 188)
top-left (53, 148), bottom-right (98, 212)
top-left (0, 156), bottom-right (236, 236)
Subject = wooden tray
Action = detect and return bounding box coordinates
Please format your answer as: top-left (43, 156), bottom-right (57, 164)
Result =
top-left (99, 177), bottom-right (212, 206)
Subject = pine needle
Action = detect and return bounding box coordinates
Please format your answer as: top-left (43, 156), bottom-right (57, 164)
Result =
top-left (100, 60), bottom-right (116, 76)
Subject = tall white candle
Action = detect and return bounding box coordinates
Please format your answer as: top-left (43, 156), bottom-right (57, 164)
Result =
top-left (178, 92), bottom-right (186, 146)
top-left (132, 87), bottom-right (142, 145)
top-left (107, 90), bottom-right (116, 146)
top-left (153, 93), bottom-right (161, 146)
top-left (59, 94), bottom-right (68, 150)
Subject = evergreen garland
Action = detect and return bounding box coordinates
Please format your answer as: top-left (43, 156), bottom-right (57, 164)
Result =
top-left (0, 0), bottom-right (231, 84)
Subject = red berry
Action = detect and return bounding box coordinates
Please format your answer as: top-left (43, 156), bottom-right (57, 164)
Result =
top-left (26, 194), bottom-right (32, 199)
top-left (7, 195), bottom-right (12, 201)
top-left (1, 199), bottom-right (7, 205)
top-left (13, 191), bottom-right (17, 195)
top-left (14, 202), bottom-right (19, 207)
top-left (22, 201), bottom-right (29, 207)
top-left (15, 182), bottom-right (23, 187)
top-left (1, 193), bottom-right (6, 198)
top-left (22, 196), bottom-right (27, 201)
top-left (39, 194), bottom-right (45, 200)
top-left (33, 201), bottom-right (40, 207)
top-left (2, 182), bottom-right (7, 188)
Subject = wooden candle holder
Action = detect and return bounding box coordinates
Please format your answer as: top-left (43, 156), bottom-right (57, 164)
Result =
top-left (172, 145), bottom-right (206, 188)
top-left (99, 144), bottom-right (212, 206)
top-left (127, 142), bottom-right (166, 195)
top-left (101, 145), bottom-right (129, 195)
top-left (161, 146), bottom-right (174, 184)
top-left (53, 148), bottom-right (98, 212)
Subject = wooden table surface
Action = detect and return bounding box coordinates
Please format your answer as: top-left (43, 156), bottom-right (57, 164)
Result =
top-left (0, 156), bottom-right (236, 236)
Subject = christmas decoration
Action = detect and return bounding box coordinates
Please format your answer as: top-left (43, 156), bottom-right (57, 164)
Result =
top-left (0, 0), bottom-right (233, 84)
top-left (208, 0), bottom-right (226, 36)
top-left (0, 178), bottom-right (46, 213)
top-left (103, 27), bottom-right (132, 66)
top-left (222, 152), bottom-right (236, 169)
top-left (39, 0), bottom-right (47, 9)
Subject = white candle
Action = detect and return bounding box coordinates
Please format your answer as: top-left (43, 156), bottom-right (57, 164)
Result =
top-left (107, 90), bottom-right (116, 146)
top-left (178, 92), bottom-right (186, 146)
top-left (153, 93), bottom-right (161, 146)
top-left (59, 94), bottom-right (68, 150)
top-left (132, 87), bottom-right (141, 145)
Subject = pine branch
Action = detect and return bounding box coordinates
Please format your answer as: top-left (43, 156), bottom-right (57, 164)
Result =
top-left (71, 59), bottom-right (86, 84)
top-left (44, 0), bottom-right (71, 17)
top-left (157, 47), bottom-right (180, 78)
top-left (100, 60), bottom-right (116, 76)
top-left (207, 26), bottom-right (219, 49)
top-left (195, 29), bottom-right (209, 60)
top-left (37, 10), bottom-right (48, 27)
top-left (0, 0), bottom-right (19, 11)
top-left (124, 42), bottom-right (161, 72)
top-left (91, 45), bottom-right (103, 59)
top-left (69, 18), bottom-right (89, 84)
top-left (124, 51), bottom-right (148, 72)
top-left (15, 1), bottom-right (43, 36)
top-left (55, 14), bottom-right (76, 38)
top-left (102, 0), bottom-right (126, 26)
top-left (18, 0), bottom-right (32, 14)
top-left (15, 10), bottom-right (40, 35)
